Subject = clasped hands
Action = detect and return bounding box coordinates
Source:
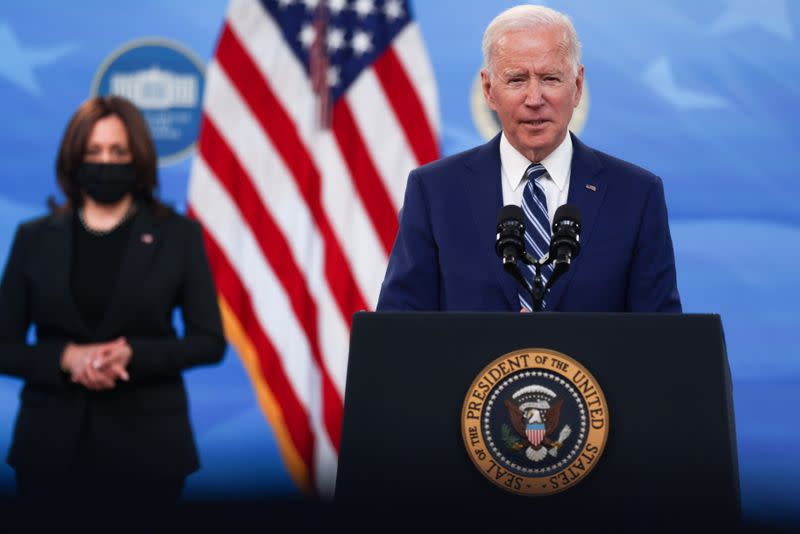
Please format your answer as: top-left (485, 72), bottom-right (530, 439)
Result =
top-left (61, 337), bottom-right (133, 390)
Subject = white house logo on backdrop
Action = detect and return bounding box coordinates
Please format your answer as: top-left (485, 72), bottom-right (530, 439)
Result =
top-left (90, 38), bottom-right (205, 166)
top-left (470, 71), bottom-right (590, 141)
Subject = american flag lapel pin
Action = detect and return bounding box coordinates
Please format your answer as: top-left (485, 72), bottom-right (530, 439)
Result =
top-left (585, 184), bottom-right (597, 192)
top-left (141, 233), bottom-right (154, 244)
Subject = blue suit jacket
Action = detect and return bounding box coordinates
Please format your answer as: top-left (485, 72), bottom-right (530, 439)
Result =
top-left (376, 133), bottom-right (681, 312)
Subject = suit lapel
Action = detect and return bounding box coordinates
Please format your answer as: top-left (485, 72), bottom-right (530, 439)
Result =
top-left (46, 212), bottom-right (93, 339)
top-left (546, 133), bottom-right (606, 310)
top-left (464, 134), bottom-right (520, 310)
top-left (95, 206), bottom-right (162, 339)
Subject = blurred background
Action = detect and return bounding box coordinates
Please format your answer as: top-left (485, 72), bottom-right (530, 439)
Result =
top-left (0, 0), bottom-right (797, 525)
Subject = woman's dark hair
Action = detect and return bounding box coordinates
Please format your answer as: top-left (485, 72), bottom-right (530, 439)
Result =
top-left (52, 95), bottom-right (170, 215)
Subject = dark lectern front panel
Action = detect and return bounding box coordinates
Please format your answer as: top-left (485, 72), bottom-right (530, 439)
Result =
top-left (336, 312), bottom-right (738, 522)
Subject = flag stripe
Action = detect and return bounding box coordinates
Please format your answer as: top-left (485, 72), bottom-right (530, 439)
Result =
top-left (191, 209), bottom-right (315, 477)
top-left (188, 163), bottom-right (317, 412)
top-left (372, 47), bottom-right (438, 166)
top-left (216, 291), bottom-right (312, 494)
top-left (190, 152), bottom-right (339, 495)
top-left (332, 100), bottom-right (398, 254)
top-left (344, 68), bottom-right (417, 211)
top-left (201, 59), bottom-right (349, 395)
top-left (189, 161), bottom-right (336, 496)
top-left (198, 117), bottom-right (343, 450)
top-left (392, 23), bottom-right (440, 139)
top-left (215, 24), bottom-right (368, 318)
top-left (226, 0), bottom-right (388, 307)
top-left (188, 157), bottom-right (320, 440)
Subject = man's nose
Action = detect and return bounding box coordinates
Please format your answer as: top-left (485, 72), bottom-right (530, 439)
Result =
top-left (524, 80), bottom-right (544, 106)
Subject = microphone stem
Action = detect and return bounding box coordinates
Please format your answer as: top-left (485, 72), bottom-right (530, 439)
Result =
top-left (531, 263), bottom-right (546, 312)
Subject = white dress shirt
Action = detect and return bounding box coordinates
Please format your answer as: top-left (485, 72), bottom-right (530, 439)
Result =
top-left (499, 131), bottom-right (573, 223)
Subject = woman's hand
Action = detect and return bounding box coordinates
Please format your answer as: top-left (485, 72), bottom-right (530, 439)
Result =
top-left (91, 337), bottom-right (132, 382)
top-left (60, 338), bottom-right (132, 390)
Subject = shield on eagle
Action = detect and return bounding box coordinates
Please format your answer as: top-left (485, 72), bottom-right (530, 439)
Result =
top-left (526, 423), bottom-right (546, 448)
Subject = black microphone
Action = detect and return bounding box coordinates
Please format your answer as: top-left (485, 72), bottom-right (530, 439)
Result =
top-left (495, 205), bottom-right (533, 296)
top-left (548, 204), bottom-right (581, 286)
top-left (495, 205), bottom-right (525, 266)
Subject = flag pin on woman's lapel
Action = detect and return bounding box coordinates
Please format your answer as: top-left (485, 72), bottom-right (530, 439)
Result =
top-left (141, 233), bottom-right (154, 244)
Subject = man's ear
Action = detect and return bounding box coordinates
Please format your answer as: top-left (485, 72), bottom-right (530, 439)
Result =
top-left (481, 69), bottom-right (497, 111)
top-left (573, 65), bottom-right (585, 107)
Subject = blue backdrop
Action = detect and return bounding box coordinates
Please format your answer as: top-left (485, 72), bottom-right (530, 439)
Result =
top-left (0, 0), bottom-right (797, 525)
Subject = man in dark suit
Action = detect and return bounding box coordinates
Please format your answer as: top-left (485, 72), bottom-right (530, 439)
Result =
top-left (377, 4), bottom-right (680, 313)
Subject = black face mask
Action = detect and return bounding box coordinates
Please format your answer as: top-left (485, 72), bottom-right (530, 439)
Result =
top-left (76, 162), bottom-right (137, 205)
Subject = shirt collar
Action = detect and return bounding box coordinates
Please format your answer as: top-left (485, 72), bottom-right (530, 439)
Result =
top-left (500, 131), bottom-right (573, 192)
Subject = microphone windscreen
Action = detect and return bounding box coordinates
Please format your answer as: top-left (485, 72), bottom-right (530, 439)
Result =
top-left (497, 204), bottom-right (524, 226)
top-left (553, 204), bottom-right (581, 226)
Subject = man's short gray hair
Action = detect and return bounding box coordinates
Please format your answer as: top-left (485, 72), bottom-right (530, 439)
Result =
top-left (482, 4), bottom-right (582, 77)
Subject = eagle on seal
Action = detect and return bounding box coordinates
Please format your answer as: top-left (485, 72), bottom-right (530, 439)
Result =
top-left (505, 397), bottom-right (563, 450)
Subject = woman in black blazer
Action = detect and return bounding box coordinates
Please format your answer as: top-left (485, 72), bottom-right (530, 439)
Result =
top-left (0, 96), bottom-right (226, 505)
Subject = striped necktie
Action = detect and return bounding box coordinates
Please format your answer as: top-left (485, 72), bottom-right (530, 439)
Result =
top-left (519, 163), bottom-right (553, 311)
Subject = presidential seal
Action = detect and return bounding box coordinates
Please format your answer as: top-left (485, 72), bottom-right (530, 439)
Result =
top-left (461, 348), bottom-right (608, 496)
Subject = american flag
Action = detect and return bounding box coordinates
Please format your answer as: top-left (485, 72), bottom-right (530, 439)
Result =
top-left (187, 0), bottom-right (439, 497)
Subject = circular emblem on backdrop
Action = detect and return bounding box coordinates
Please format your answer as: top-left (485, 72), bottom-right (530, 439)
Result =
top-left (90, 38), bottom-right (205, 166)
top-left (469, 71), bottom-right (590, 141)
top-left (461, 348), bottom-right (608, 496)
